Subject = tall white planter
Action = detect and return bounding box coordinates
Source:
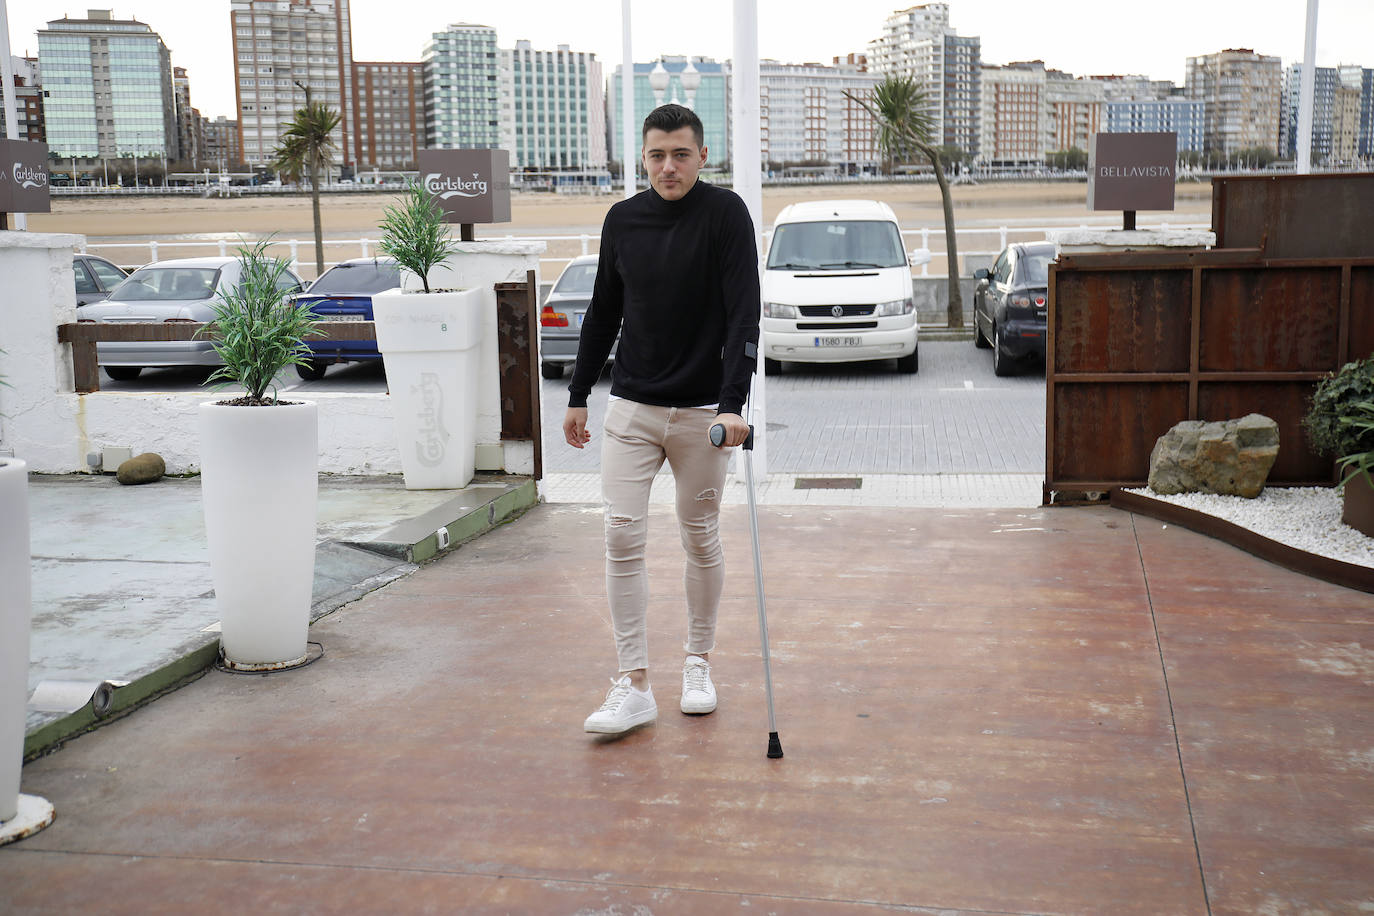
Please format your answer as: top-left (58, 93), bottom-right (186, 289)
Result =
top-left (0, 458), bottom-right (53, 844)
top-left (372, 287), bottom-right (484, 489)
top-left (200, 401), bottom-right (318, 669)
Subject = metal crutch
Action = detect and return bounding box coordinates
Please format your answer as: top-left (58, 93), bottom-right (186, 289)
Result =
top-left (710, 421), bottom-right (783, 759)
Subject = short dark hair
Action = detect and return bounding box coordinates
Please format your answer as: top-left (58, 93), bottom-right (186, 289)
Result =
top-left (642, 104), bottom-right (704, 149)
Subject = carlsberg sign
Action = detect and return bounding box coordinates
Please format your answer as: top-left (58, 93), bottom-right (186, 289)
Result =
top-left (416, 149), bottom-right (511, 224)
top-left (0, 139), bottom-right (52, 214)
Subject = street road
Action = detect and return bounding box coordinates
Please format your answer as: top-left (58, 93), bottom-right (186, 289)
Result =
top-left (98, 340), bottom-right (1047, 477)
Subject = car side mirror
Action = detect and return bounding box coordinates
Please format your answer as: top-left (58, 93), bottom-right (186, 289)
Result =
top-left (973, 268), bottom-right (989, 281)
top-left (907, 248), bottom-right (932, 267)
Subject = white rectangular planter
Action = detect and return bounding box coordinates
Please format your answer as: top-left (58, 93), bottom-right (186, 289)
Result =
top-left (0, 459), bottom-right (31, 822)
top-left (372, 287), bottom-right (484, 489)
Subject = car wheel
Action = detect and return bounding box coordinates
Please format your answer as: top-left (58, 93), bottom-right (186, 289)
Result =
top-left (896, 347), bottom-right (918, 374)
top-left (103, 366), bottom-right (142, 381)
top-left (540, 361), bottom-right (563, 380)
top-left (295, 359), bottom-right (329, 381)
top-left (992, 325), bottom-right (1016, 377)
top-left (763, 358), bottom-right (783, 376)
top-left (973, 314), bottom-right (991, 348)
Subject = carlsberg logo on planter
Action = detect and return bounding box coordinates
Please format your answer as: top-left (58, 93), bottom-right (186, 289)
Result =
top-left (0, 138), bottom-right (52, 214)
top-left (416, 149), bottom-right (511, 224)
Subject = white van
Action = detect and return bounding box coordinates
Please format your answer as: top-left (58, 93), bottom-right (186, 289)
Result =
top-left (761, 200), bottom-right (921, 374)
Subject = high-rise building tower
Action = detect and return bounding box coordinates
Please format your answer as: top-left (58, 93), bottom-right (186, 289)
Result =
top-left (37, 10), bottom-right (177, 159)
top-left (354, 61), bottom-right (421, 170)
top-left (230, 0), bottom-right (356, 169)
top-left (757, 59), bottom-right (879, 173)
top-left (172, 66), bottom-right (203, 165)
top-left (0, 56), bottom-right (45, 142)
top-left (868, 3), bottom-right (981, 158)
top-left (500, 41), bottom-right (605, 172)
top-left (1186, 49), bottom-right (1282, 157)
top-left (422, 23), bottom-right (500, 150)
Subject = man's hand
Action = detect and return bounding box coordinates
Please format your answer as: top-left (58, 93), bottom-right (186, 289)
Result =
top-left (712, 412), bottom-right (750, 448)
top-left (563, 407), bottom-right (591, 449)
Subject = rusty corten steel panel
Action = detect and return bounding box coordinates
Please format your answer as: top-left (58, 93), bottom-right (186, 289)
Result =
top-left (1053, 383), bottom-right (1189, 482)
top-left (1053, 270), bottom-right (1192, 374)
top-left (1197, 382), bottom-right (1330, 483)
top-left (1350, 267), bottom-right (1374, 361)
top-left (1199, 268), bottom-right (1341, 372)
top-left (1212, 173), bottom-right (1374, 258)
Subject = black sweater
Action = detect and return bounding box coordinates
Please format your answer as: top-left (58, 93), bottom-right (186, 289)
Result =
top-left (567, 181), bottom-right (760, 416)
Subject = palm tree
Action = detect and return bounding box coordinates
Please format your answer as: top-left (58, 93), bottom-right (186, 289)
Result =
top-left (844, 76), bottom-right (963, 329)
top-left (271, 87), bottom-right (341, 276)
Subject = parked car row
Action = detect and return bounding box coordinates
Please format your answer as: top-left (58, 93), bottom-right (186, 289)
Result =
top-left (74, 255), bottom-right (399, 381)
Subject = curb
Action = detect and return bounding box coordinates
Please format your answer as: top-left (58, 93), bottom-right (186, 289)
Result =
top-left (23, 477), bottom-right (540, 760)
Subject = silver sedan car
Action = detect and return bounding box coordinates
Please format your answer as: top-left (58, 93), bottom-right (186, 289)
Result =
top-left (540, 254), bottom-right (617, 380)
top-left (76, 256), bottom-right (305, 381)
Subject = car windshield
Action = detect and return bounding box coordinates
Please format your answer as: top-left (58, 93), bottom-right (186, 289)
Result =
top-left (307, 261), bottom-right (401, 294)
top-left (109, 267), bottom-right (221, 301)
top-left (767, 220), bottom-right (906, 270)
top-left (553, 262), bottom-right (598, 295)
top-left (1018, 252), bottom-right (1053, 285)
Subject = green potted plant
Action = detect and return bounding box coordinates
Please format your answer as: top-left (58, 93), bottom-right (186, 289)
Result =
top-left (1304, 355), bottom-right (1374, 536)
top-left (371, 181), bottom-right (485, 489)
top-left (197, 238), bottom-right (325, 669)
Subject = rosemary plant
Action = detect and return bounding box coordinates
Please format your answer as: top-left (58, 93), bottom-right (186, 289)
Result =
top-left (377, 180), bottom-right (459, 293)
top-left (201, 238), bottom-right (323, 403)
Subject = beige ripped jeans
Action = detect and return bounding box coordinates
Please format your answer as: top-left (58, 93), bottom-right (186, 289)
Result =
top-left (601, 399), bottom-right (732, 673)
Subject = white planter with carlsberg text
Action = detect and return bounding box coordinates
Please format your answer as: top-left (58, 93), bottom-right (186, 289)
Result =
top-left (372, 287), bottom-right (484, 489)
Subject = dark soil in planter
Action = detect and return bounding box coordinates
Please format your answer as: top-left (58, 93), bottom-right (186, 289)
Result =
top-left (215, 397), bottom-right (304, 407)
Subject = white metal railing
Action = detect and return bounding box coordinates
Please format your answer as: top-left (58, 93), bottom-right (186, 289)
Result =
top-left (77, 220), bottom-right (1209, 280)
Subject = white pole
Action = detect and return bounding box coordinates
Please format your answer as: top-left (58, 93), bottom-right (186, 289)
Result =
top-left (732, 0), bottom-right (765, 475)
top-left (621, 0), bottom-right (636, 199)
top-left (0, 0), bottom-right (28, 229)
top-left (1296, 0), bottom-right (1319, 174)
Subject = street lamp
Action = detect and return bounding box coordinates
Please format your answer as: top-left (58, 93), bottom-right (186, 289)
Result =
top-left (681, 58), bottom-right (701, 110)
top-left (649, 61), bottom-right (669, 107)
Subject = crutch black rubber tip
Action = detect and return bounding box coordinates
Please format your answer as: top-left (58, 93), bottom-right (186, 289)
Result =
top-left (767, 732), bottom-right (784, 759)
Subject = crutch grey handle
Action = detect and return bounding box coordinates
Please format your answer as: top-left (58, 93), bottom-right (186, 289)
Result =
top-left (708, 422), bottom-right (754, 450)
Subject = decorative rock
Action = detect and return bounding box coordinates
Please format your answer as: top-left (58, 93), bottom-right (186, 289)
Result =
top-left (116, 453), bottom-right (166, 485)
top-left (1148, 414), bottom-right (1279, 498)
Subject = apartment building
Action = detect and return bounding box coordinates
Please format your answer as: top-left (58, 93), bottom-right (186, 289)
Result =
top-left (868, 3), bottom-right (981, 158)
top-left (422, 23), bottom-right (500, 150)
top-left (1045, 70), bottom-right (1103, 153)
top-left (500, 41), bottom-right (605, 172)
top-left (1280, 63), bottom-right (1374, 164)
top-left (609, 57), bottom-right (729, 169)
top-left (37, 10), bottom-right (177, 159)
top-left (0, 56), bottom-right (45, 142)
top-left (172, 66), bottom-right (203, 165)
top-left (977, 61), bottom-right (1046, 167)
top-left (1186, 48), bottom-right (1282, 157)
top-left (230, 0), bottom-right (356, 169)
top-left (758, 58), bottom-right (879, 172)
top-left (201, 114), bottom-right (245, 169)
top-left (354, 61), bottom-right (420, 170)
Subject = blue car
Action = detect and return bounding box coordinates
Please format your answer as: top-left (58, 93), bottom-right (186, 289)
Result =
top-left (292, 257), bottom-right (400, 380)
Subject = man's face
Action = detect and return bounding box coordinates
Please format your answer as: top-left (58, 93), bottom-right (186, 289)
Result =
top-left (642, 126), bottom-right (707, 201)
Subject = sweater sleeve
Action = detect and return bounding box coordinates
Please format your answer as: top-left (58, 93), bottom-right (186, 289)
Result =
top-left (715, 193), bottom-right (762, 416)
top-left (567, 211), bottom-right (623, 408)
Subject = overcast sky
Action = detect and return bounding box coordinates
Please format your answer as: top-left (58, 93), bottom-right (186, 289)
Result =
top-left (7, 0), bottom-right (1373, 120)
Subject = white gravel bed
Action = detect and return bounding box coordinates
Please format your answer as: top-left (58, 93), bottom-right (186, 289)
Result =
top-left (1124, 486), bottom-right (1374, 569)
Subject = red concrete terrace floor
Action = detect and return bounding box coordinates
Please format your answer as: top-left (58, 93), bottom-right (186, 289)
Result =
top-left (3, 502), bottom-right (1371, 915)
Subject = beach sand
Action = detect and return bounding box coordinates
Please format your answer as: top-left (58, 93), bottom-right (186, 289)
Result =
top-left (26, 180), bottom-right (1216, 275)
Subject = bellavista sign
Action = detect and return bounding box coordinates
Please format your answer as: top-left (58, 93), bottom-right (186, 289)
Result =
top-left (0, 139), bottom-right (52, 215)
top-left (416, 149), bottom-right (511, 224)
top-left (1087, 132), bottom-right (1176, 213)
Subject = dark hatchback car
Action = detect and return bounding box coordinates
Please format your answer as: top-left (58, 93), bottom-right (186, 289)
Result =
top-left (73, 254), bottom-right (129, 305)
top-left (291, 257), bottom-right (401, 379)
top-left (972, 241), bottom-right (1056, 376)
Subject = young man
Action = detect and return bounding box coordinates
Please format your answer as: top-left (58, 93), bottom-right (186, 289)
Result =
top-left (563, 104), bottom-right (760, 735)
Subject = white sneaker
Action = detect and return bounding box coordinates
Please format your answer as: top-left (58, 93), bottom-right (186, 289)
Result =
top-left (583, 675), bottom-right (657, 734)
top-left (681, 656), bottom-right (717, 714)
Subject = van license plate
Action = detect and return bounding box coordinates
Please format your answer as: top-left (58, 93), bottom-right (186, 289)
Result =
top-left (815, 336), bottom-right (860, 347)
